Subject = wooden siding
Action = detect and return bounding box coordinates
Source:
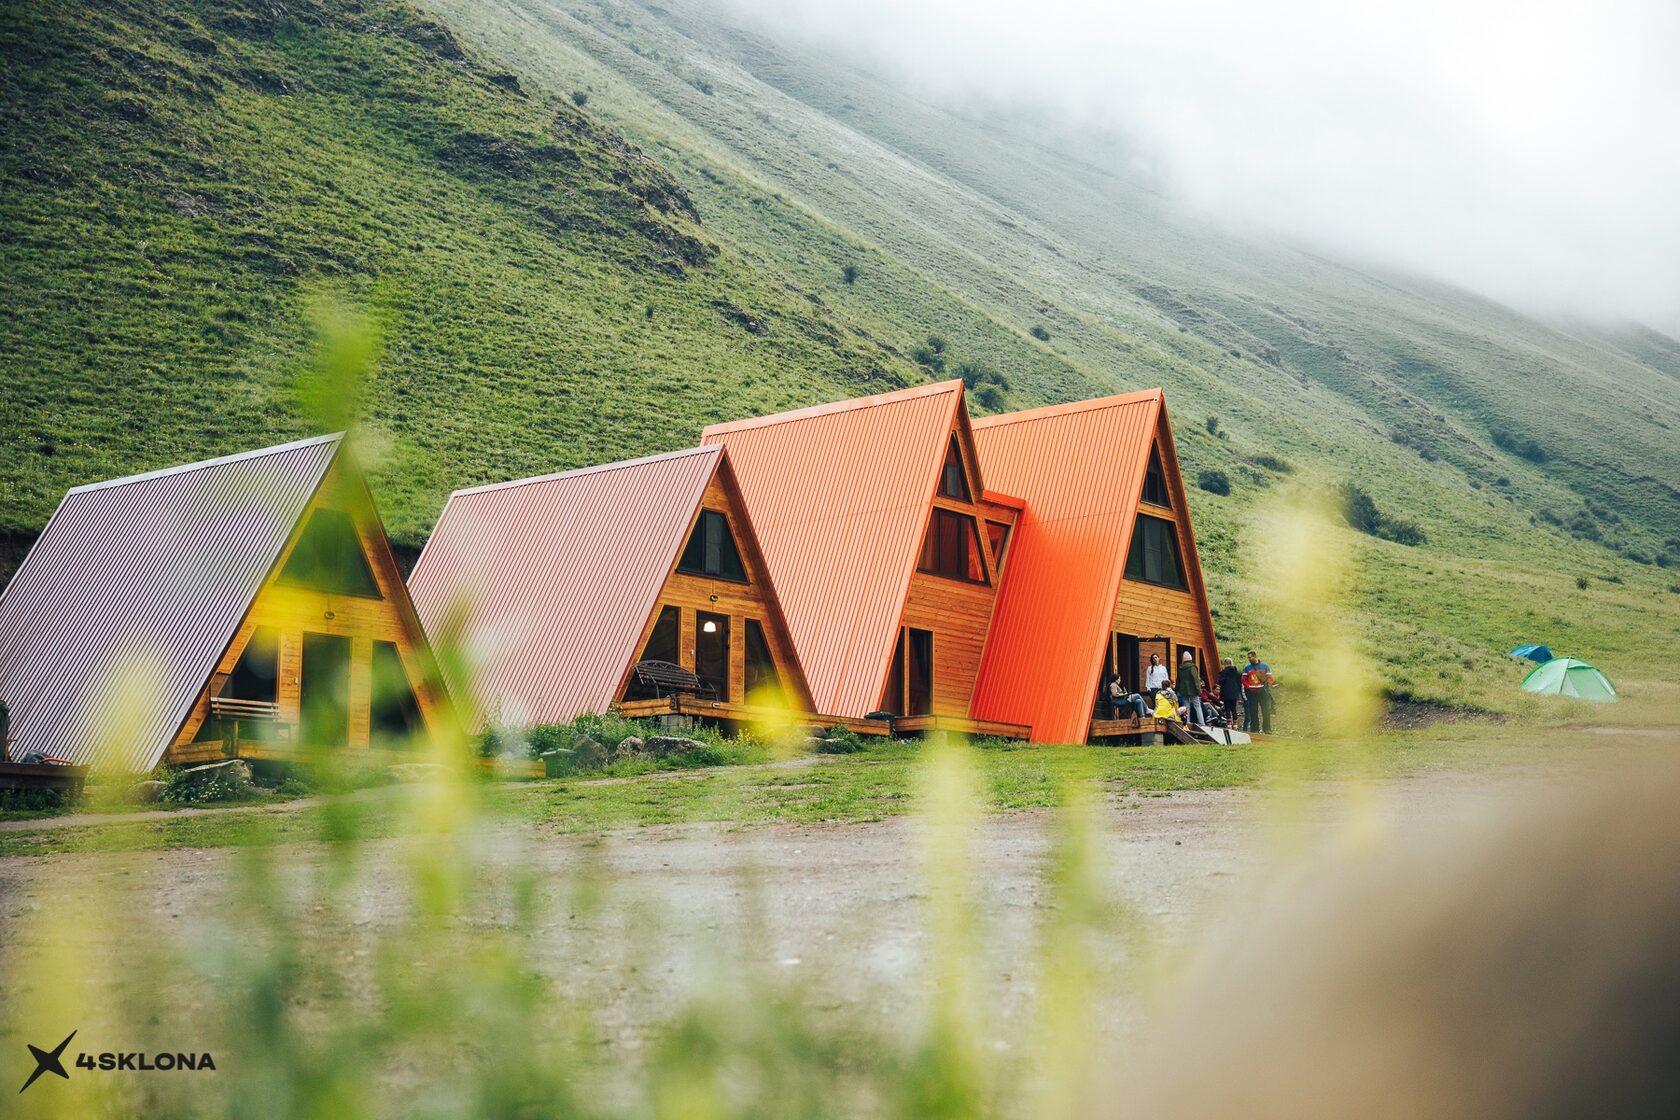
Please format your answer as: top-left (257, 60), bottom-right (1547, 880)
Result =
top-left (615, 469), bottom-right (811, 710)
top-left (167, 459), bottom-right (448, 760)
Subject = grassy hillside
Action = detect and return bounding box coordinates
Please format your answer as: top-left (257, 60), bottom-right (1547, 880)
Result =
top-left (0, 0), bottom-right (925, 556)
top-left (2, 0), bottom-right (1676, 713)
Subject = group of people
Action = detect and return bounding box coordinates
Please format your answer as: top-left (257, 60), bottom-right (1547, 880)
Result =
top-left (1105, 649), bottom-right (1276, 734)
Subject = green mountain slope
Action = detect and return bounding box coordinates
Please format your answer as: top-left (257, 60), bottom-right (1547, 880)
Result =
top-left (2, 0), bottom-right (1675, 711)
top-left (0, 0), bottom-right (923, 559)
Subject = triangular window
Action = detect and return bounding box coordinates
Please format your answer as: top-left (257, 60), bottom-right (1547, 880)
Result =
top-left (678, 509), bottom-right (747, 582)
top-left (919, 508), bottom-right (988, 584)
top-left (280, 508), bottom-right (382, 598)
top-left (938, 434), bottom-right (971, 502)
top-left (985, 520), bottom-right (1012, 577)
top-left (1141, 445), bottom-right (1171, 508)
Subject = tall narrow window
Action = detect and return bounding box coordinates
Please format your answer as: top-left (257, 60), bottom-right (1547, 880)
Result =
top-left (1141, 446), bottom-right (1172, 508)
top-left (919, 508), bottom-right (988, 584)
top-left (280, 508), bottom-right (382, 598)
top-left (371, 640), bottom-right (424, 746)
top-left (743, 619), bottom-right (781, 703)
top-left (626, 606), bottom-right (681, 699)
top-left (939, 434), bottom-right (971, 501)
top-left (1124, 514), bottom-right (1187, 589)
top-left (985, 520), bottom-right (1012, 577)
top-left (906, 629), bottom-right (934, 717)
top-left (882, 633), bottom-right (906, 717)
top-left (223, 627), bottom-right (279, 702)
top-left (678, 509), bottom-right (747, 582)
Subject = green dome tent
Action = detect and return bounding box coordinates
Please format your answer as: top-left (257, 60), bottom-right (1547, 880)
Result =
top-left (1520, 658), bottom-right (1618, 702)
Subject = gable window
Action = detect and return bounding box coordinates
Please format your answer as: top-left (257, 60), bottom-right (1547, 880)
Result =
top-left (744, 619), bottom-right (781, 702)
top-left (985, 520), bottom-right (1012, 577)
top-left (280, 508), bottom-right (382, 598)
top-left (1124, 514), bottom-right (1187, 590)
top-left (1141, 446), bottom-right (1172, 508)
top-left (678, 509), bottom-right (747, 582)
top-left (919, 508), bottom-right (988, 584)
top-left (938, 434), bottom-right (971, 501)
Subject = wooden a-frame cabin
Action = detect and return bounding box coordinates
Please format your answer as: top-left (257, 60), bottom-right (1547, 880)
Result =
top-left (970, 390), bottom-right (1220, 744)
top-left (406, 445), bottom-right (825, 731)
top-left (0, 435), bottom-right (451, 772)
top-left (701, 381), bottom-right (1028, 737)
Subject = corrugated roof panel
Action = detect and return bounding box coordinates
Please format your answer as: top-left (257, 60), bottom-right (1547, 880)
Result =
top-left (969, 392), bottom-right (1164, 743)
top-left (0, 435), bottom-right (342, 770)
top-left (701, 382), bottom-right (963, 716)
top-left (407, 446), bottom-right (722, 728)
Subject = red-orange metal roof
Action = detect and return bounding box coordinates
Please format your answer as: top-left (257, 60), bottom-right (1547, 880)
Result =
top-left (701, 381), bottom-right (970, 717)
top-left (407, 446), bottom-right (722, 728)
top-left (970, 390), bottom-right (1174, 744)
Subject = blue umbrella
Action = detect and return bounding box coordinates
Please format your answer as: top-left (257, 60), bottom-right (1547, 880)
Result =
top-left (1509, 644), bottom-right (1554, 663)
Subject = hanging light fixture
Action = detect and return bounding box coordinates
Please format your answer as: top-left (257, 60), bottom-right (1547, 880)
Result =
top-left (702, 620), bottom-right (718, 634)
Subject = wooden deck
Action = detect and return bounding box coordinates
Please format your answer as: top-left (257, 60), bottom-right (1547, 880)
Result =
top-left (1088, 716), bottom-right (1199, 744)
top-left (889, 714), bottom-right (1031, 740)
top-left (0, 761), bottom-right (90, 794)
top-left (617, 695), bottom-right (894, 737)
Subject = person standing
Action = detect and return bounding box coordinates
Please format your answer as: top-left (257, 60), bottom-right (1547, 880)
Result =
top-left (1243, 650), bottom-right (1274, 733)
top-left (1144, 652), bottom-right (1170, 700)
top-left (1217, 656), bottom-right (1244, 727)
top-left (1176, 650), bottom-right (1205, 725)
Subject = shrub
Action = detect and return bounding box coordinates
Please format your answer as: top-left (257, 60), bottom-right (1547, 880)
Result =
top-left (163, 762), bottom-right (260, 804)
top-left (1250, 453), bottom-right (1293, 473)
top-left (910, 345), bottom-right (945, 374)
top-left (1339, 483), bottom-right (1426, 546)
top-left (570, 90), bottom-right (588, 107)
top-left (1668, 584), bottom-right (1680, 594)
top-left (689, 77), bottom-right (714, 95)
top-left (1205, 416), bottom-right (1220, 436)
top-left (816, 725), bottom-right (866, 754)
top-left (1197, 469), bottom-right (1231, 496)
top-left (0, 787), bottom-right (66, 812)
top-left (955, 362), bottom-right (1009, 391)
top-left (1029, 325), bottom-right (1051, 341)
top-left (926, 335), bottom-right (947, 354)
top-left (1576, 576), bottom-right (1590, 590)
top-left (841, 263), bottom-right (858, 285)
top-left (974, 384), bottom-right (1004, 411)
top-left (1491, 428), bottom-right (1547, 463)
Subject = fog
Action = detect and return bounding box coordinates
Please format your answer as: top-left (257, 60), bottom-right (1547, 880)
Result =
top-left (722, 0), bottom-right (1680, 330)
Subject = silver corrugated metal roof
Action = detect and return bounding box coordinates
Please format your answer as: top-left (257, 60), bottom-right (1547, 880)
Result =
top-left (0, 434), bottom-right (343, 771)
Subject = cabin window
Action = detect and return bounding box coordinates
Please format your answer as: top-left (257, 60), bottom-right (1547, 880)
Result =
top-left (985, 520), bottom-right (1012, 577)
top-left (881, 627), bottom-right (933, 717)
top-left (280, 508), bottom-right (382, 598)
top-left (919, 508), bottom-right (988, 584)
top-left (224, 627), bottom-right (279, 703)
top-left (300, 632), bottom-right (352, 746)
top-left (626, 606), bottom-right (681, 699)
top-left (1125, 514), bottom-right (1187, 590)
top-left (696, 612), bottom-right (730, 700)
top-left (744, 619), bottom-right (781, 702)
top-left (371, 640), bottom-right (424, 746)
top-left (678, 509), bottom-right (747, 582)
top-left (1141, 446), bottom-right (1171, 508)
top-left (939, 434), bottom-right (971, 501)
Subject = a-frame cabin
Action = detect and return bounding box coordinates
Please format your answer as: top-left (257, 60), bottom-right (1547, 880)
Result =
top-left (0, 435), bottom-right (451, 772)
top-left (970, 390), bottom-right (1219, 744)
top-left (406, 446), bottom-right (813, 728)
top-left (701, 381), bottom-right (1025, 734)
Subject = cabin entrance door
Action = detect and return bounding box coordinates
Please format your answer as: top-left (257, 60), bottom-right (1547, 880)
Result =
top-left (300, 631), bottom-right (352, 746)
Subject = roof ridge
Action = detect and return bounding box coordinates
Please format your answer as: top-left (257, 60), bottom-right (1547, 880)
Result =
top-left (448, 445), bottom-right (720, 498)
top-left (701, 380), bottom-right (963, 438)
top-left (971, 388), bottom-right (1162, 429)
top-left (66, 433), bottom-right (345, 494)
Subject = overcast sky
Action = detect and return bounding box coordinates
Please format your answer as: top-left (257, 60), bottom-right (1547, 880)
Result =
top-left (724, 0), bottom-right (1680, 330)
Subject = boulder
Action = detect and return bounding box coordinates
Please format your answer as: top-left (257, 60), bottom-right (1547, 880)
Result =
top-left (570, 734), bottom-right (608, 769)
top-left (645, 736), bottom-right (705, 759)
top-left (614, 735), bottom-right (645, 759)
top-left (129, 779), bottom-right (167, 804)
top-left (177, 759), bottom-right (252, 785)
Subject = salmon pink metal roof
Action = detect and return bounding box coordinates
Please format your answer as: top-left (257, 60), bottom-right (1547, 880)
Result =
top-left (702, 381), bottom-right (968, 716)
top-left (970, 391), bottom-right (1169, 744)
top-left (407, 446), bottom-right (723, 728)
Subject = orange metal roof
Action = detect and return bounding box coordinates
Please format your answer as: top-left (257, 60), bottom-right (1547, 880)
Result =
top-left (701, 381), bottom-right (971, 716)
top-left (407, 447), bottom-right (723, 728)
top-left (970, 390), bottom-right (1175, 743)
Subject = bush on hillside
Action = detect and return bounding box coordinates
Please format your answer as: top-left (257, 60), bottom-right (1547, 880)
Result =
top-left (570, 90), bottom-right (588, 107)
top-left (1491, 428), bottom-right (1547, 463)
top-left (1197, 469), bottom-right (1231, 496)
top-left (1250, 453), bottom-right (1293, 473)
top-left (911, 344), bottom-right (945, 374)
top-left (841, 263), bottom-right (858, 285)
top-left (1029, 324), bottom-right (1051, 342)
top-left (1340, 483), bottom-right (1426, 546)
top-left (1205, 416), bottom-right (1220, 436)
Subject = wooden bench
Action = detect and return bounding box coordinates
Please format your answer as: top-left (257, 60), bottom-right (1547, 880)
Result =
top-left (629, 660), bottom-right (719, 701)
top-left (208, 696), bottom-right (291, 754)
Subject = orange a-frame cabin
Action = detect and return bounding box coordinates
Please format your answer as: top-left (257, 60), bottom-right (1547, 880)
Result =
top-left (0, 435), bottom-right (452, 772)
top-left (406, 446), bottom-right (819, 730)
top-left (969, 390), bottom-right (1220, 744)
top-left (701, 381), bottom-right (1028, 736)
